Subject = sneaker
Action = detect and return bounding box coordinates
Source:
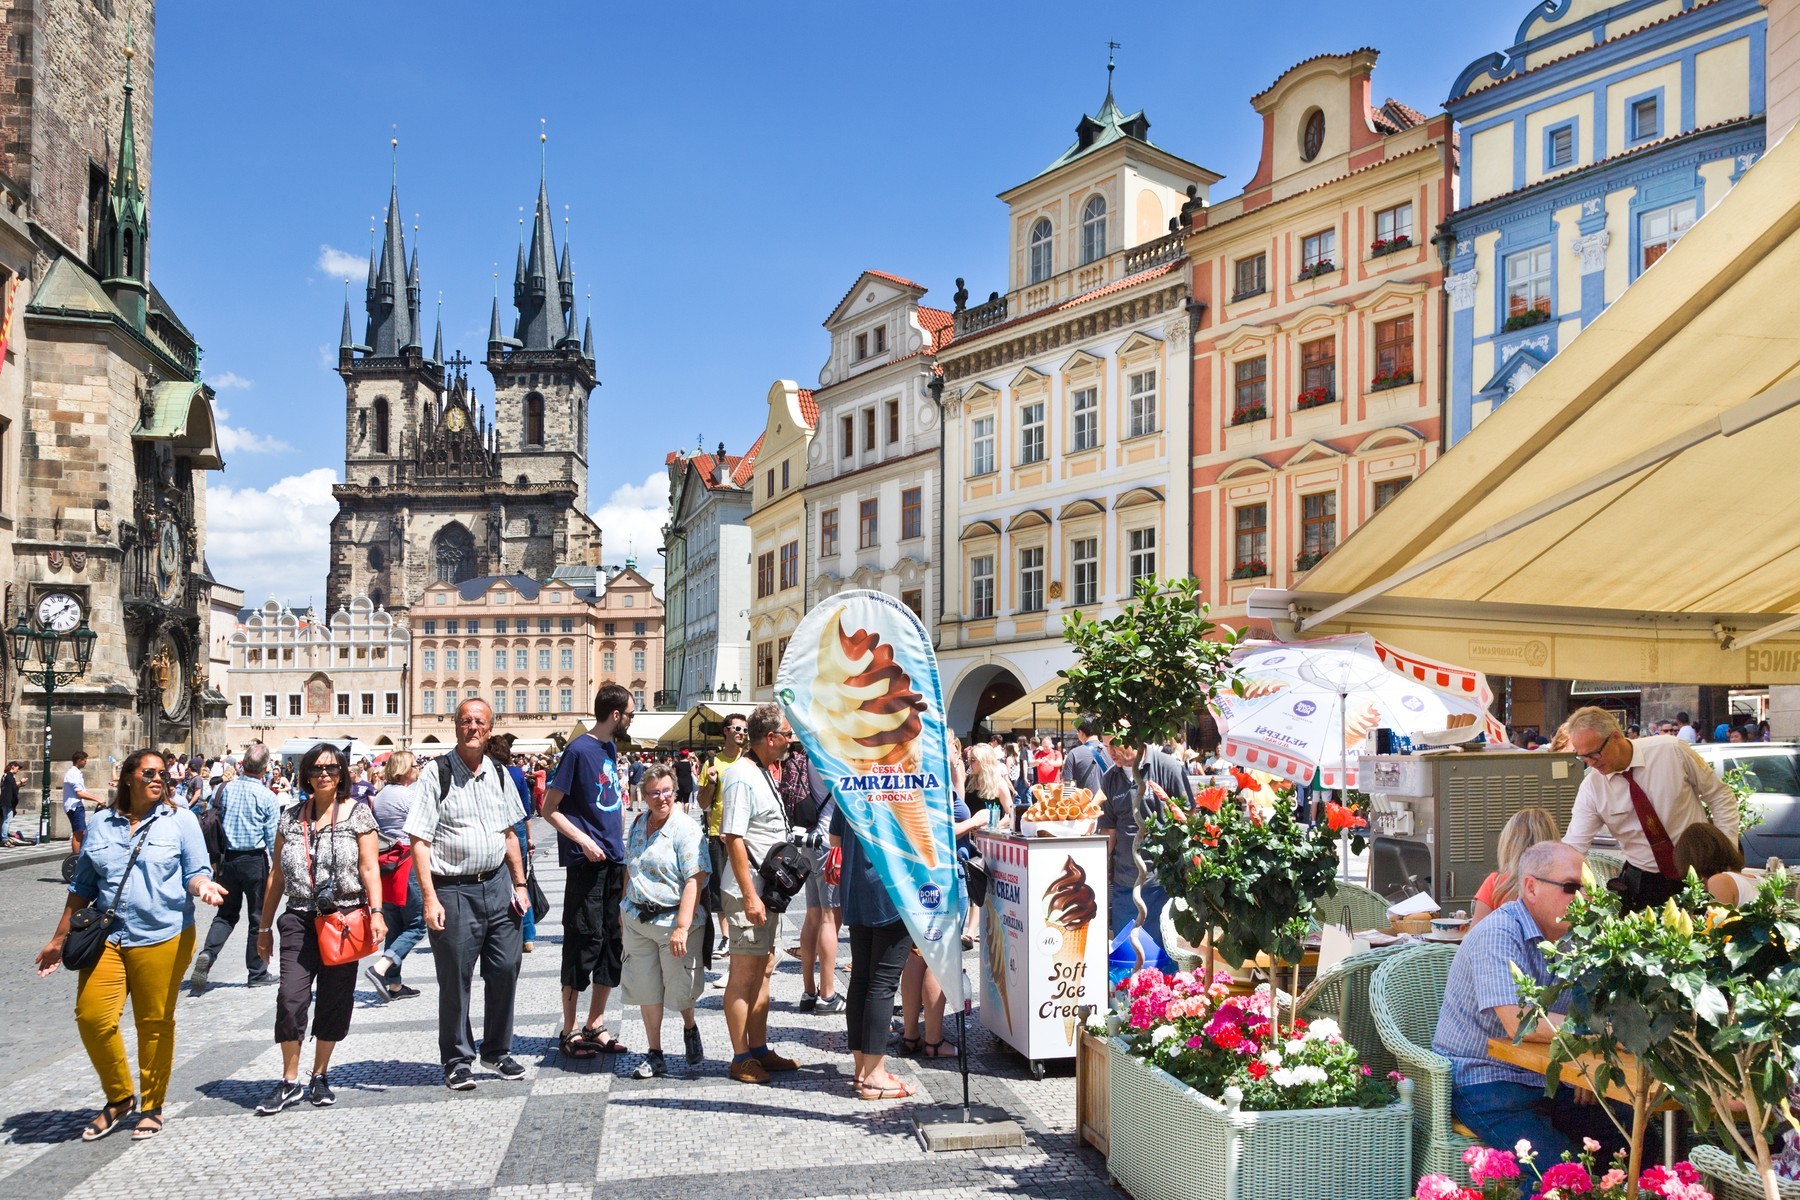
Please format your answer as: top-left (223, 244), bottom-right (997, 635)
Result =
top-left (728, 1056), bottom-right (771, 1084)
top-left (255, 1078), bottom-right (305, 1116)
top-left (795, 992), bottom-right (819, 1012)
top-left (815, 993), bottom-right (846, 1015)
top-left (444, 1063), bottom-right (477, 1091)
top-left (308, 1073), bottom-right (335, 1107)
top-left (756, 1048), bottom-right (800, 1073)
top-left (683, 1023), bottom-right (704, 1065)
top-left (187, 954), bottom-right (212, 996)
top-left (390, 983), bottom-right (421, 999)
top-left (479, 1054), bottom-right (526, 1080)
top-left (245, 973), bottom-right (277, 988)
top-left (364, 962), bottom-right (393, 1002)
top-left (631, 1050), bottom-right (667, 1079)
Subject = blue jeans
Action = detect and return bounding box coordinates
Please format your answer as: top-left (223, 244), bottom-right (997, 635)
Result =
top-left (1109, 882), bottom-right (1169, 943)
top-left (381, 869), bottom-right (427, 979)
top-left (514, 817), bottom-right (536, 944)
top-left (1455, 1080), bottom-right (1631, 1164)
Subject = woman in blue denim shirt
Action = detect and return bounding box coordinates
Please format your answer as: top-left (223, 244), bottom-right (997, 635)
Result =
top-left (35, 748), bottom-right (225, 1142)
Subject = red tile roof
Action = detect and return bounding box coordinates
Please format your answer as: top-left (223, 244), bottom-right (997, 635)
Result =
top-left (1369, 98), bottom-right (1428, 135)
top-left (669, 433), bottom-right (764, 491)
top-left (939, 260), bottom-right (1186, 352)
top-left (797, 388), bottom-right (818, 428)
top-left (1252, 48), bottom-right (1379, 105)
top-left (733, 434), bottom-right (764, 486)
top-left (917, 306), bottom-right (955, 352)
top-left (827, 269), bottom-right (930, 324)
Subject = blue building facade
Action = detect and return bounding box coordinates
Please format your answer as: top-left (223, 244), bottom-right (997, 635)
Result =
top-left (1444, 0), bottom-right (1766, 444)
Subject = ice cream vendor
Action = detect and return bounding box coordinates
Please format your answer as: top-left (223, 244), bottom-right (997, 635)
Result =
top-left (1095, 733), bottom-right (1193, 941)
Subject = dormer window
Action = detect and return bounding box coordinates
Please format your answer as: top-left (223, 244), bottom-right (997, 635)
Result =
top-left (1080, 196), bottom-right (1108, 265)
top-left (1029, 218), bottom-right (1054, 283)
top-left (855, 333), bottom-right (868, 360)
top-left (872, 326), bottom-right (886, 354)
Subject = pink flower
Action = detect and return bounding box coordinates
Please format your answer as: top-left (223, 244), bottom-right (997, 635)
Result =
top-left (1415, 1174), bottom-right (1461, 1200)
top-left (1674, 1164), bottom-right (1701, 1186)
top-left (1463, 1147), bottom-right (1521, 1186)
top-left (1600, 1170), bottom-right (1626, 1191)
top-left (1583, 1138), bottom-right (1601, 1154)
top-left (1641, 1166), bottom-right (1673, 1194)
top-left (1186, 1035), bottom-right (1205, 1050)
top-left (1540, 1162), bottom-right (1593, 1194)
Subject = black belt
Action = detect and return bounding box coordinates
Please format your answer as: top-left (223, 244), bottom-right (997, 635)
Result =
top-left (434, 866), bottom-right (503, 886)
top-left (223, 847), bottom-right (267, 856)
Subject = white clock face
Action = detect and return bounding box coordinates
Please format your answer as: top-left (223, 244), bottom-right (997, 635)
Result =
top-left (36, 592), bottom-right (81, 633)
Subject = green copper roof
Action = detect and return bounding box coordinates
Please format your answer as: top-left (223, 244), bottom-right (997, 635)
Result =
top-left (29, 256), bottom-right (121, 318)
top-left (1032, 83), bottom-right (1156, 180)
top-left (133, 379), bottom-right (223, 469)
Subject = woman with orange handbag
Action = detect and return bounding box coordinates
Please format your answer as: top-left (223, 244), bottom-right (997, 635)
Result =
top-left (253, 742), bottom-right (384, 1115)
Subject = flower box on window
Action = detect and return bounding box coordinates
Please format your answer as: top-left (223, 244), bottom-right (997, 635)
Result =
top-left (1296, 260), bottom-right (1336, 281)
top-left (1230, 560), bottom-right (1267, 581)
top-left (1368, 369), bottom-right (1414, 392)
top-left (1502, 307), bottom-right (1552, 332)
top-left (1230, 404), bottom-right (1267, 426)
top-left (1295, 550), bottom-right (1328, 571)
top-left (1295, 386), bottom-right (1334, 410)
top-left (1369, 235), bottom-right (1412, 257)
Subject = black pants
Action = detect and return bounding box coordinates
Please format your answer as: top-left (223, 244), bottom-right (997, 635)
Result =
top-left (1612, 864), bottom-right (1683, 912)
top-left (202, 851), bottom-right (271, 976)
top-left (845, 921), bottom-right (912, 1054)
top-left (562, 859), bottom-right (626, 991)
top-left (428, 872), bottom-right (522, 1067)
top-left (275, 908), bottom-right (358, 1044)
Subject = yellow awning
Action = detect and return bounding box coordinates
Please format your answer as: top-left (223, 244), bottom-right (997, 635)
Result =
top-left (987, 677), bottom-right (1074, 732)
top-left (1250, 125), bottom-right (1800, 685)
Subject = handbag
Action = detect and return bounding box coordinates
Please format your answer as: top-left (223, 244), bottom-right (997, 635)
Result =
top-left (63, 812), bottom-right (160, 971)
top-left (963, 851), bottom-right (990, 908)
top-left (755, 763), bottom-right (812, 914)
top-left (303, 805), bottom-right (377, 966)
top-left (527, 864), bottom-right (550, 922)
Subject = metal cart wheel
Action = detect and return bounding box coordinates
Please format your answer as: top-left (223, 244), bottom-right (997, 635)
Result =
top-left (1030, 1059), bottom-right (1046, 1080)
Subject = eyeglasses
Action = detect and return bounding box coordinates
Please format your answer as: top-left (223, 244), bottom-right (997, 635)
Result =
top-left (776, 729), bottom-right (794, 740)
top-left (1531, 876), bottom-right (1583, 896)
top-left (138, 768), bottom-right (169, 781)
top-left (645, 787), bottom-right (677, 799)
top-left (307, 764), bottom-right (343, 778)
top-left (1572, 733), bottom-right (1614, 764)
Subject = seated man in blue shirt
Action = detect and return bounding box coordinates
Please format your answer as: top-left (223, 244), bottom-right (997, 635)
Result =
top-left (1433, 841), bottom-right (1625, 1162)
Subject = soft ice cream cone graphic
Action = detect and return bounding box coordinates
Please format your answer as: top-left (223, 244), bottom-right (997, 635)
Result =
top-left (809, 609), bottom-right (935, 865)
top-left (984, 900), bottom-right (1011, 1036)
top-left (1044, 856), bottom-right (1097, 1045)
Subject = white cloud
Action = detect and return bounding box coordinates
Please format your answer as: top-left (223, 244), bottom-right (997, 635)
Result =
top-left (592, 471), bottom-right (670, 594)
top-left (205, 468), bottom-right (339, 605)
top-left (317, 244), bottom-right (365, 281)
top-left (206, 371), bottom-right (253, 390)
top-left (209, 399), bottom-right (293, 456)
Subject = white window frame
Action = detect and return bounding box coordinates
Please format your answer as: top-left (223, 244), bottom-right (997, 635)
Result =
top-left (1071, 386), bottom-right (1098, 451)
top-left (1128, 526), bottom-right (1157, 588)
top-left (514, 648), bottom-right (528, 670)
top-left (423, 690), bottom-right (436, 714)
top-left (1019, 402), bottom-right (1046, 465)
top-left (560, 647), bottom-right (574, 671)
top-left (1302, 229), bottom-right (1337, 270)
top-left (1028, 218), bottom-right (1053, 283)
top-left (537, 688), bottom-right (551, 713)
top-left (1080, 195), bottom-right (1107, 264)
top-left (514, 688), bottom-right (528, 713)
top-left (1374, 203), bottom-right (1412, 243)
top-left (494, 648), bottom-right (507, 670)
top-left (422, 649), bottom-right (436, 672)
top-left (494, 690), bottom-right (508, 714)
top-left (971, 416), bottom-right (996, 476)
top-left (559, 688), bottom-right (574, 713)
top-left (1127, 370), bottom-right (1157, 438)
top-left (970, 554), bottom-right (995, 619)
top-left (1638, 199), bottom-right (1698, 272)
top-left (1504, 245), bottom-right (1553, 318)
top-left (603, 651), bottom-right (615, 673)
top-left (1018, 545), bottom-right (1045, 613)
top-left (1071, 537), bottom-right (1099, 607)
top-left (633, 650), bottom-right (646, 672)
top-left (538, 648), bottom-right (552, 671)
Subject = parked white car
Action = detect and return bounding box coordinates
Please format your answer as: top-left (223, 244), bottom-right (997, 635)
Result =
top-left (1694, 741), bottom-right (1800, 866)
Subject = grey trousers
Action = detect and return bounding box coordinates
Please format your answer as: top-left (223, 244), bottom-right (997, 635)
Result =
top-left (427, 871), bottom-right (522, 1068)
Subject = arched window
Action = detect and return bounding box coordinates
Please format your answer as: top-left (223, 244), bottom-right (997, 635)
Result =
top-left (369, 588), bottom-right (384, 609)
top-left (1081, 195), bottom-right (1107, 265)
top-left (421, 400), bottom-right (432, 433)
top-left (525, 393), bottom-right (545, 447)
top-left (1028, 218), bottom-right (1054, 284)
top-left (357, 409), bottom-right (367, 442)
top-left (122, 229), bottom-right (135, 277)
top-left (431, 523), bottom-right (478, 585)
top-left (373, 397), bottom-right (390, 454)
top-left (368, 545), bottom-right (384, 570)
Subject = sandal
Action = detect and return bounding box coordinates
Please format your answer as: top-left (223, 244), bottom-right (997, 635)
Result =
top-left (130, 1110), bottom-right (164, 1141)
top-left (895, 1035), bottom-right (922, 1055)
top-left (81, 1097), bottom-right (135, 1142)
top-left (921, 1039), bottom-right (959, 1059)
top-left (558, 1030), bottom-right (600, 1060)
top-left (578, 1025), bottom-right (629, 1054)
top-left (856, 1079), bottom-right (918, 1101)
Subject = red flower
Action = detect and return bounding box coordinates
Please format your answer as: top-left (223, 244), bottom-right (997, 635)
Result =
top-left (1245, 1060), bottom-right (1268, 1080)
top-left (1201, 822), bottom-right (1222, 848)
top-left (1231, 769), bottom-right (1258, 792)
top-left (1165, 801), bottom-right (1187, 823)
top-left (1195, 786), bottom-right (1227, 813)
top-left (1324, 801), bottom-right (1367, 832)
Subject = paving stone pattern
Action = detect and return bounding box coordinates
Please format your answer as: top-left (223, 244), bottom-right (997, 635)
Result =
top-left (0, 821), bottom-right (1123, 1199)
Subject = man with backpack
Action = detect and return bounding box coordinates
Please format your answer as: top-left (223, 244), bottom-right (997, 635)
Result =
top-left (189, 743), bottom-right (280, 994)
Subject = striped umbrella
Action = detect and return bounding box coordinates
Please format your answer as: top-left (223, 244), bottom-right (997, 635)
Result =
top-left (1210, 634), bottom-right (1507, 789)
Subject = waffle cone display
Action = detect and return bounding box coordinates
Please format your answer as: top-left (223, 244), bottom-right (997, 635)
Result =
top-left (1023, 785), bottom-right (1101, 823)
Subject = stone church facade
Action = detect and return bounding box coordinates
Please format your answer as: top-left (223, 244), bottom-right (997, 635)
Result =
top-left (326, 173), bottom-right (601, 617)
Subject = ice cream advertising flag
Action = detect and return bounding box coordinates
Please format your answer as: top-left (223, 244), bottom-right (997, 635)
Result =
top-left (776, 589), bottom-right (965, 1011)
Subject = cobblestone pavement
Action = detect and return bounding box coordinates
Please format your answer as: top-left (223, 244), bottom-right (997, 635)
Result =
top-left (0, 821), bottom-right (1121, 1199)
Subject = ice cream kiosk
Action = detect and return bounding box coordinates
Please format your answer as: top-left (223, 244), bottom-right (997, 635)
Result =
top-left (976, 789), bottom-right (1110, 1077)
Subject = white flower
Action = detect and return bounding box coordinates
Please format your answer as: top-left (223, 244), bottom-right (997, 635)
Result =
top-left (1516, 1140), bottom-right (1534, 1159)
top-left (1293, 1065), bottom-right (1328, 1085)
top-left (1286, 1039), bottom-right (1307, 1056)
top-left (1260, 1050), bottom-right (1283, 1067)
top-left (1306, 1018), bottom-right (1342, 1042)
top-left (1270, 1067), bottom-right (1299, 1087)
top-left (1151, 1025), bottom-right (1178, 1046)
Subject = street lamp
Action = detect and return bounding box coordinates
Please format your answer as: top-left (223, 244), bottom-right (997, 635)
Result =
top-left (7, 612), bottom-right (97, 843)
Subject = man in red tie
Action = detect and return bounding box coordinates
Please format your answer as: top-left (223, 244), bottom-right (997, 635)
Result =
top-left (1562, 706), bottom-right (1738, 910)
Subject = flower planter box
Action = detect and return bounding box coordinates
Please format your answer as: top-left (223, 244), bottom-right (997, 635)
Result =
top-left (1076, 1026), bottom-right (1111, 1155)
top-left (1106, 1037), bottom-right (1412, 1200)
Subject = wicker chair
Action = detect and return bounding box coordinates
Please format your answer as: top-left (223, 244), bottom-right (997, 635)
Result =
top-left (1292, 941), bottom-right (1414, 1080)
top-left (1584, 850), bottom-right (1628, 889)
top-left (1691, 1144), bottom-right (1800, 1200)
top-left (1372, 942), bottom-right (1480, 1185)
top-left (1315, 881), bottom-right (1393, 932)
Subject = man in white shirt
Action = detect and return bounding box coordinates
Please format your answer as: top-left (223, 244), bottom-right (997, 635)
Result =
top-left (1562, 706), bottom-right (1736, 910)
top-left (62, 750), bottom-right (99, 854)
top-left (719, 702), bottom-right (801, 1084)
top-left (1675, 712), bottom-right (1699, 745)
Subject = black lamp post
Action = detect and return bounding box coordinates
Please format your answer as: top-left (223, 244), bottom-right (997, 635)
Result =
top-left (7, 612), bottom-right (97, 843)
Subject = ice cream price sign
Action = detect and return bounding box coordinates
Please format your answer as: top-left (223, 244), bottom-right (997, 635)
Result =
top-left (976, 832), bottom-right (1108, 1062)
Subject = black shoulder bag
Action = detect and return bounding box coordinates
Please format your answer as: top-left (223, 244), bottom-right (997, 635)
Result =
top-left (64, 812), bottom-right (160, 971)
top-left (755, 764), bottom-right (812, 914)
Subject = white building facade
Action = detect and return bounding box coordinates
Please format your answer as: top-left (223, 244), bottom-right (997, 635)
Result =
top-left (224, 595), bottom-right (412, 751)
top-left (936, 80), bottom-right (1218, 738)
top-left (662, 442), bottom-right (759, 710)
top-left (747, 382), bottom-right (816, 701)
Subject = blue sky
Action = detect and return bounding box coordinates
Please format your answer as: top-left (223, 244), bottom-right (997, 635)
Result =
top-left (148, 0), bottom-right (1523, 607)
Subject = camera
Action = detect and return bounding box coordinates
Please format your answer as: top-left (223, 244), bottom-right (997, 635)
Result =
top-left (785, 828), bottom-right (826, 850)
top-left (314, 883), bottom-right (338, 913)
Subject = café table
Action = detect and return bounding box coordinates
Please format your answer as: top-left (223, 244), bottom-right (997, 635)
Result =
top-left (1488, 1037), bottom-right (1679, 1169)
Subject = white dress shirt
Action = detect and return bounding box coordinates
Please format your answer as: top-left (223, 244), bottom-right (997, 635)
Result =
top-left (1563, 734), bottom-right (1738, 873)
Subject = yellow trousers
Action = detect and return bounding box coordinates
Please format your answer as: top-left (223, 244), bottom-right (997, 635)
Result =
top-left (74, 926), bottom-right (195, 1112)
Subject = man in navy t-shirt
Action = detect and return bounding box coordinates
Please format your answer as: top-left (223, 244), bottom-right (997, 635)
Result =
top-left (542, 683), bottom-right (633, 1057)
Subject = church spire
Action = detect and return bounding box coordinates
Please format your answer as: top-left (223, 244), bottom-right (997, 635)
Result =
top-left (99, 28), bottom-right (149, 329)
top-left (340, 294), bottom-right (354, 350)
top-left (515, 128), bottom-right (568, 350)
top-left (431, 293), bottom-right (443, 362)
top-left (364, 139), bottom-right (414, 356)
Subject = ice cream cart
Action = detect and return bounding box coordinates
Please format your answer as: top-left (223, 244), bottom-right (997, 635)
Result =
top-left (974, 830), bottom-right (1109, 1078)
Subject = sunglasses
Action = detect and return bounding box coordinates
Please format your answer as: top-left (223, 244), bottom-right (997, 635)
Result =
top-left (307, 764), bottom-right (343, 777)
top-left (1531, 876), bottom-right (1583, 895)
top-left (138, 768), bottom-right (170, 781)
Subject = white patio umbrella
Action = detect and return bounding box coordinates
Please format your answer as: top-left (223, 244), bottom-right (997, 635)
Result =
top-left (1211, 634), bottom-right (1507, 790)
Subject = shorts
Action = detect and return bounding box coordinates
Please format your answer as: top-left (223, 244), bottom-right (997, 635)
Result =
top-left (619, 911), bottom-right (703, 1011)
top-left (803, 844), bottom-right (838, 910)
top-left (562, 859), bottom-right (626, 992)
top-left (65, 804), bottom-right (87, 836)
top-left (722, 891), bottom-right (778, 957)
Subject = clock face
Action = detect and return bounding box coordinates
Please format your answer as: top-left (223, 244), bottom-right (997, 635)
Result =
top-left (36, 592), bottom-right (81, 633)
top-left (155, 522), bottom-right (183, 603)
top-left (444, 407), bottom-right (468, 433)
